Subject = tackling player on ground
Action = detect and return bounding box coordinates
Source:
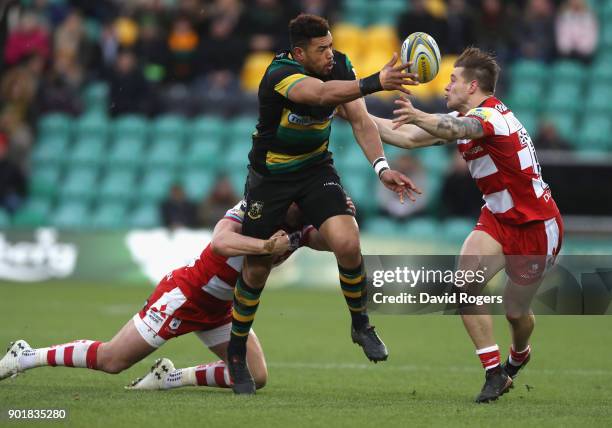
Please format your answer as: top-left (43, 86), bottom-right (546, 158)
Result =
top-left (0, 201), bottom-right (340, 391)
top-left (371, 47), bottom-right (563, 402)
top-left (227, 13), bottom-right (422, 394)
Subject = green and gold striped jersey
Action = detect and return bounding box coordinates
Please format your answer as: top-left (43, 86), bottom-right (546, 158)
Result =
top-left (248, 50), bottom-right (356, 175)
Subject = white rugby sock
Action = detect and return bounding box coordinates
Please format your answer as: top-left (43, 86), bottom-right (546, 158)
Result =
top-left (19, 340), bottom-right (102, 370)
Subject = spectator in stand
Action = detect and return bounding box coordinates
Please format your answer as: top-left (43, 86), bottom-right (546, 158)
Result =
top-left (472, 0), bottom-right (516, 64)
top-left (108, 49), bottom-right (151, 116)
top-left (4, 10), bottom-right (50, 66)
top-left (35, 54), bottom-right (84, 116)
top-left (518, 0), bottom-right (556, 62)
top-left (534, 119), bottom-right (572, 151)
top-left (197, 174), bottom-right (240, 228)
top-left (397, 0), bottom-right (447, 54)
top-left (440, 151), bottom-right (482, 218)
top-left (0, 53), bottom-right (43, 162)
top-left (377, 154), bottom-right (428, 221)
top-left (135, 16), bottom-right (169, 83)
top-left (291, 0), bottom-right (337, 21)
top-left (0, 134), bottom-right (27, 214)
top-left (193, 0), bottom-right (248, 115)
top-left (555, 0), bottom-right (598, 64)
top-left (445, 0), bottom-right (476, 55)
top-left (244, 0), bottom-right (290, 52)
top-left (197, 0), bottom-right (247, 76)
top-left (160, 183), bottom-right (198, 229)
top-left (54, 10), bottom-right (96, 71)
top-left (167, 16), bottom-right (199, 82)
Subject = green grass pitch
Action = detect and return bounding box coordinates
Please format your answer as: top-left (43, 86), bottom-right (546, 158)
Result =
top-left (1, 281), bottom-right (611, 427)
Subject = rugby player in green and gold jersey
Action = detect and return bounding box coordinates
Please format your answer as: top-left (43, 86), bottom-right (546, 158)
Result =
top-left (227, 13), bottom-right (421, 394)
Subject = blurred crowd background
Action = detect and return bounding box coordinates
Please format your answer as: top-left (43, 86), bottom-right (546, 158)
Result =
top-left (1, 0), bottom-right (610, 239)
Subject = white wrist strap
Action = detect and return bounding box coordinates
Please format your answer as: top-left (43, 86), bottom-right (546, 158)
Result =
top-left (373, 157), bottom-right (390, 178)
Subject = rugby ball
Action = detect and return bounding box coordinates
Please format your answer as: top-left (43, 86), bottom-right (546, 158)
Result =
top-left (400, 32), bottom-right (441, 83)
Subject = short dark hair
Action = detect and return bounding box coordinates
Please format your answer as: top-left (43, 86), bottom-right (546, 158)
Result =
top-left (454, 47), bottom-right (500, 93)
top-left (289, 14), bottom-right (330, 49)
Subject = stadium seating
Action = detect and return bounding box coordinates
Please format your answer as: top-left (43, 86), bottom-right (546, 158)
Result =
top-left (98, 170), bottom-right (137, 203)
top-left (152, 114), bottom-right (187, 143)
top-left (12, 201), bottom-right (49, 227)
top-left (29, 165), bottom-right (62, 199)
top-left (31, 136), bottom-right (69, 166)
top-left (145, 139), bottom-right (183, 169)
top-left (138, 170), bottom-right (176, 202)
top-left (70, 137), bottom-right (106, 167)
top-left (51, 201), bottom-right (90, 229)
top-left (112, 115), bottom-right (149, 141)
top-left (129, 203), bottom-right (161, 228)
top-left (106, 137), bottom-right (147, 168)
top-left (0, 209), bottom-right (10, 228)
top-left (38, 113), bottom-right (72, 140)
top-left (74, 113), bottom-right (109, 141)
top-left (91, 202), bottom-right (128, 230)
top-left (190, 115), bottom-right (225, 141)
top-left (576, 115), bottom-right (612, 151)
top-left (182, 169), bottom-right (216, 201)
top-left (60, 167), bottom-right (99, 203)
top-left (82, 81), bottom-right (109, 114)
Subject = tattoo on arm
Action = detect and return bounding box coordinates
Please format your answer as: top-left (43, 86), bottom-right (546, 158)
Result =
top-left (434, 114), bottom-right (484, 139)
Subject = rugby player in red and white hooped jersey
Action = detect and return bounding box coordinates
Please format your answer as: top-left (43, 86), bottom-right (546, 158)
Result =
top-left (370, 47), bottom-right (563, 403)
top-left (0, 200), bottom-right (336, 391)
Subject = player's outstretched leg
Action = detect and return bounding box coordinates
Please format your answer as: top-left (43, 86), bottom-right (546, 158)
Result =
top-left (0, 339), bottom-right (103, 380)
top-left (0, 320), bottom-right (155, 381)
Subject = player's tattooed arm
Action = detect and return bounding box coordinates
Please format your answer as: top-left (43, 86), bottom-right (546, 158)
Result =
top-left (431, 114), bottom-right (484, 140)
top-left (392, 96), bottom-right (483, 140)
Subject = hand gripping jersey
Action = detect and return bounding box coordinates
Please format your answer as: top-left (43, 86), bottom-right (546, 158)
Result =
top-left (168, 200), bottom-right (312, 308)
top-left (249, 50), bottom-right (357, 175)
top-left (458, 97), bottom-right (560, 225)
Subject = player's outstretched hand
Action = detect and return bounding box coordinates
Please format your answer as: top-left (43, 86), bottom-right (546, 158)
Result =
top-left (379, 53), bottom-right (419, 95)
top-left (264, 230), bottom-right (290, 255)
top-left (391, 96), bottom-right (420, 129)
top-left (380, 169), bottom-right (422, 204)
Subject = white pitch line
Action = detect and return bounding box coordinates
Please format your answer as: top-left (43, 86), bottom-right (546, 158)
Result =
top-left (268, 361), bottom-right (612, 377)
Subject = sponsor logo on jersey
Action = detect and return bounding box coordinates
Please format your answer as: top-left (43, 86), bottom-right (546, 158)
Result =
top-left (467, 108), bottom-right (491, 121)
top-left (288, 112), bottom-right (334, 126)
top-left (248, 201), bottom-right (264, 220)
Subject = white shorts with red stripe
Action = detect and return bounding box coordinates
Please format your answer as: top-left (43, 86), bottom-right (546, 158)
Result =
top-left (133, 277), bottom-right (233, 348)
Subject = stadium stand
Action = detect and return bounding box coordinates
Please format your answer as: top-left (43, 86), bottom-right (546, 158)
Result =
top-left (0, 0), bottom-right (610, 238)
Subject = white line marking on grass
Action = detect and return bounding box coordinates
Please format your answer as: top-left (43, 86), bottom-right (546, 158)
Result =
top-left (268, 362), bottom-right (612, 377)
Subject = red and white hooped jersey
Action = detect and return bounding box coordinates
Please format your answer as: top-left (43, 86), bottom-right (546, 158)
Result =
top-left (167, 200), bottom-right (248, 308)
top-left (165, 200), bottom-right (313, 307)
top-left (457, 96), bottom-right (560, 225)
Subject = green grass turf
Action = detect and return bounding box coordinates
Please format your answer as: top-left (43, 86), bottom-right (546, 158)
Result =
top-left (0, 281), bottom-right (611, 427)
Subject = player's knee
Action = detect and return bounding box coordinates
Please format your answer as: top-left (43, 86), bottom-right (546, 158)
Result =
top-left (505, 310), bottom-right (532, 324)
top-left (333, 236), bottom-right (361, 261)
top-left (97, 348), bottom-right (132, 374)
